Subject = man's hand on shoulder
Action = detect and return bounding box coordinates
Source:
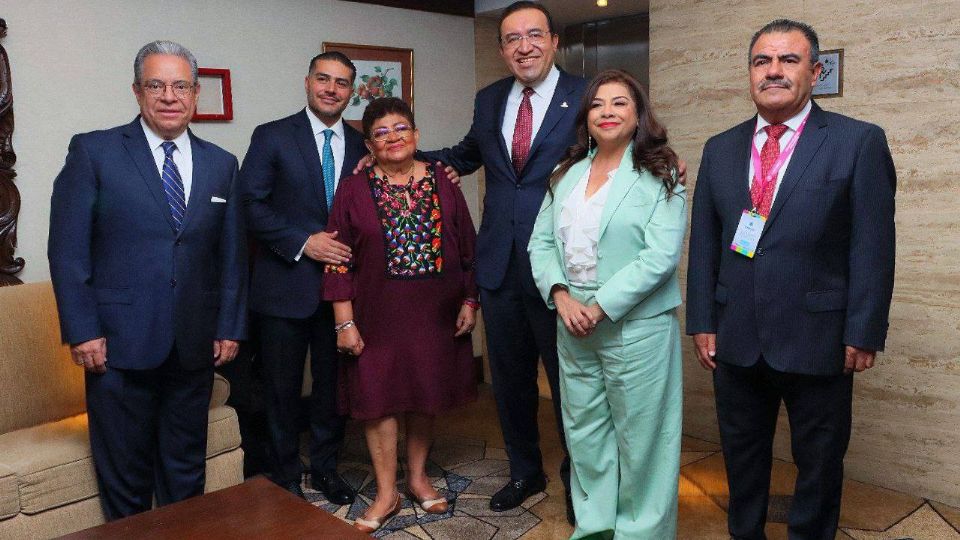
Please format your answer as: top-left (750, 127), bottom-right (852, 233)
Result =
top-left (304, 231), bottom-right (351, 264)
top-left (438, 162), bottom-right (461, 185)
top-left (844, 345), bottom-right (876, 374)
top-left (71, 337), bottom-right (107, 374)
top-left (677, 159), bottom-right (688, 186)
top-left (352, 154), bottom-right (376, 175)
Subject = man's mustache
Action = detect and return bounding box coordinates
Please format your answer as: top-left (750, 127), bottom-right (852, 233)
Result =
top-left (760, 78), bottom-right (791, 89)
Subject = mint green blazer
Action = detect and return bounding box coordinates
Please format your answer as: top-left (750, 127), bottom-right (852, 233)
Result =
top-left (528, 144), bottom-right (687, 323)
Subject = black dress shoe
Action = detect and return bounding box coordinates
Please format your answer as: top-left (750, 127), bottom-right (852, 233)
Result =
top-left (565, 490), bottom-right (575, 526)
top-left (282, 480), bottom-right (305, 499)
top-left (489, 474), bottom-right (547, 511)
top-left (311, 471), bottom-right (356, 505)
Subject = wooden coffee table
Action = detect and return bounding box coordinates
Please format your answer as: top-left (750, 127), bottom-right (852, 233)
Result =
top-left (60, 476), bottom-right (367, 539)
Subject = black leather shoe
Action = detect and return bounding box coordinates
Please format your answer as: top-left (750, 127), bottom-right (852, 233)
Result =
top-left (282, 480), bottom-right (305, 499)
top-left (565, 490), bottom-right (575, 526)
top-left (311, 471), bottom-right (356, 505)
top-left (489, 474), bottom-right (547, 511)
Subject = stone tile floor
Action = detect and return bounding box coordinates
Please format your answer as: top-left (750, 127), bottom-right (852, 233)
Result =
top-left (300, 386), bottom-right (960, 539)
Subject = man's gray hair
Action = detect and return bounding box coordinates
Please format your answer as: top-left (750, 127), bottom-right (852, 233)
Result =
top-left (133, 40), bottom-right (199, 85)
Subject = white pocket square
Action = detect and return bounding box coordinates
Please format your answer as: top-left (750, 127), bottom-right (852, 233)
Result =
top-left (211, 196), bottom-right (227, 203)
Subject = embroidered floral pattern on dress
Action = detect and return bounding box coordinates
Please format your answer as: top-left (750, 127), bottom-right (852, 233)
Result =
top-left (324, 262), bottom-right (350, 274)
top-left (368, 167), bottom-right (443, 278)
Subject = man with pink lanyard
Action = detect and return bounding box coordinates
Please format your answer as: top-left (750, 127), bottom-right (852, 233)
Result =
top-left (686, 19), bottom-right (896, 540)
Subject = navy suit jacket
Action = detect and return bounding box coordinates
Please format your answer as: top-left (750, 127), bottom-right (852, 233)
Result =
top-left (239, 110), bottom-right (366, 318)
top-left (424, 70), bottom-right (587, 293)
top-left (48, 118), bottom-right (248, 371)
top-left (686, 102), bottom-right (896, 375)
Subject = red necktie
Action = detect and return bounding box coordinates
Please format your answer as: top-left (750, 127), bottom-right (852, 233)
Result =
top-left (511, 87), bottom-right (535, 175)
top-left (750, 123), bottom-right (789, 216)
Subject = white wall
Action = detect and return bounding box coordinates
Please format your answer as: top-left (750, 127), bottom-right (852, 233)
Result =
top-left (4, 0), bottom-right (477, 283)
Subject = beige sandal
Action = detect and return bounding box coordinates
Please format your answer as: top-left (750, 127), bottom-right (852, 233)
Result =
top-left (353, 494), bottom-right (401, 534)
top-left (407, 490), bottom-right (449, 514)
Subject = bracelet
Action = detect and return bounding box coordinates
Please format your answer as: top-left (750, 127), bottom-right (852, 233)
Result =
top-left (462, 298), bottom-right (480, 310)
top-left (334, 320), bottom-right (355, 334)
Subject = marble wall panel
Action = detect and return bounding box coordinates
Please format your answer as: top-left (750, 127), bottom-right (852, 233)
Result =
top-left (651, 0), bottom-right (960, 507)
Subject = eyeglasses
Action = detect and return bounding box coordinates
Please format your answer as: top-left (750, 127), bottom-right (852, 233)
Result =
top-left (370, 123), bottom-right (413, 142)
top-left (141, 80), bottom-right (196, 98)
top-left (501, 30), bottom-right (550, 49)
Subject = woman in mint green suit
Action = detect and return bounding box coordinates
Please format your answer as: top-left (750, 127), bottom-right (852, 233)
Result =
top-left (528, 69), bottom-right (686, 539)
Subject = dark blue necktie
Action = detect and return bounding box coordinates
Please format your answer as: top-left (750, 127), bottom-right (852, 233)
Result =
top-left (321, 129), bottom-right (336, 210)
top-left (161, 141), bottom-right (186, 230)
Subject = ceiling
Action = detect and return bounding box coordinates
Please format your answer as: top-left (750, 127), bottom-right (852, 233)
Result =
top-left (475, 0), bottom-right (649, 27)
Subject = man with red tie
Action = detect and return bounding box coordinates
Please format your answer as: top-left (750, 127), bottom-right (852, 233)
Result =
top-left (686, 20), bottom-right (896, 539)
top-left (422, 1), bottom-right (582, 522)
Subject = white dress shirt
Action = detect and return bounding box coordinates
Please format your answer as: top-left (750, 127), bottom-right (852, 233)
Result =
top-left (305, 107), bottom-right (346, 188)
top-left (748, 99), bottom-right (812, 204)
top-left (558, 164), bottom-right (615, 287)
top-left (142, 118), bottom-right (193, 203)
top-left (502, 65), bottom-right (561, 161)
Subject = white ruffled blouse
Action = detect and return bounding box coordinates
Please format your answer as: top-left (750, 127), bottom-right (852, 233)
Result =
top-left (558, 164), bottom-right (616, 287)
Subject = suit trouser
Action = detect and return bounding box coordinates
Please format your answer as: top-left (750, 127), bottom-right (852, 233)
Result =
top-left (480, 249), bottom-right (570, 489)
top-left (558, 286), bottom-right (681, 540)
top-left (713, 358), bottom-right (853, 540)
top-left (256, 303), bottom-right (344, 484)
top-left (85, 349), bottom-right (214, 520)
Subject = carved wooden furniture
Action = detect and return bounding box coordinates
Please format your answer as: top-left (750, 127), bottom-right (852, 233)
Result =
top-left (0, 18), bottom-right (23, 285)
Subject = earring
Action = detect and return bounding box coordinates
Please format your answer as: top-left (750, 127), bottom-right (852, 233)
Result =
top-left (587, 132), bottom-right (593, 150)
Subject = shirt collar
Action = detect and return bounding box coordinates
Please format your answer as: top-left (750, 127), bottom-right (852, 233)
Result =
top-left (514, 65), bottom-right (560, 98)
top-left (755, 99), bottom-right (812, 135)
top-left (305, 107), bottom-right (345, 140)
top-left (140, 117), bottom-right (191, 154)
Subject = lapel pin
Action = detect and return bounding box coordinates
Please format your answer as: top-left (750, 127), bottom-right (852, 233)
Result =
top-left (561, 102), bottom-right (569, 108)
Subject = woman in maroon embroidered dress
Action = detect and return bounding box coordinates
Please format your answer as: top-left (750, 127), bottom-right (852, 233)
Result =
top-left (322, 98), bottom-right (478, 533)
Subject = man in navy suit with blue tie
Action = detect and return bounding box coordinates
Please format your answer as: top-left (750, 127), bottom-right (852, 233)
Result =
top-left (423, 1), bottom-right (584, 521)
top-left (48, 41), bottom-right (248, 520)
top-left (687, 20), bottom-right (896, 539)
top-left (239, 52), bottom-right (365, 502)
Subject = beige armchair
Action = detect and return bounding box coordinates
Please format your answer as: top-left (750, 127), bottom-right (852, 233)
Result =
top-left (0, 282), bottom-right (244, 538)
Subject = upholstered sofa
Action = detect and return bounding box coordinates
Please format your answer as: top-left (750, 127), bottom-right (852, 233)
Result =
top-left (0, 282), bottom-right (244, 538)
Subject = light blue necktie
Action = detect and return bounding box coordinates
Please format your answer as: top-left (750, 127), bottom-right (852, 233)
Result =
top-left (160, 141), bottom-right (186, 230)
top-left (321, 129), bottom-right (336, 210)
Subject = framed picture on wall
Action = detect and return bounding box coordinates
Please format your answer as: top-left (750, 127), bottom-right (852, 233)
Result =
top-left (813, 49), bottom-right (843, 98)
top-left (193, 68), bottom-right (233, 121)
top-left (321, 42), bottom-right (414, 131)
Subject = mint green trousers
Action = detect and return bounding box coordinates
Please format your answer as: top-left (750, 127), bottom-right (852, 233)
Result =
top-left (557, 288), bottom-right (682, 539)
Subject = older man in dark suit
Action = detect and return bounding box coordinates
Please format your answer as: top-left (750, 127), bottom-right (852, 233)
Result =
top-left (48, 40), bottom-right (247, 520)
top-left (686, 19), bottom-right (896, 540)
top-left (239, 52), bottom-right (366, 502)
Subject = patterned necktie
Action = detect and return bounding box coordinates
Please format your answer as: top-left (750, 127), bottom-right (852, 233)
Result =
top-left (321, 129), bottom-right (336, 210)
top-left (511, 86), bottom-right (535, 175)
top-left (750, 123), bottom-right (789, 216)
top-left (160, 141), bottom-right (186, 230)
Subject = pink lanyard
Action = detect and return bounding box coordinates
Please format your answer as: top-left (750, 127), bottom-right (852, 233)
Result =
top-left (749, 112), bottom-right (810, 211)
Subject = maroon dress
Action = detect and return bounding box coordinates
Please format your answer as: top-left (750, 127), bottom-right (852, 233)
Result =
top-left (322, 164), bottom-right (478, 420)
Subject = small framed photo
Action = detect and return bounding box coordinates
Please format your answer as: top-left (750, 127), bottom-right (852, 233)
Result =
top-left (322, 42), bottom-right (414, 132)
top-left (193, 68), bottom-right (233, 121)
top-left (813, 49), bottom-right (843, 98)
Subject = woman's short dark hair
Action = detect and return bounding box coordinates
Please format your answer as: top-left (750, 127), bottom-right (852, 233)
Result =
top-left (361, 97), bottom-right (416, 139)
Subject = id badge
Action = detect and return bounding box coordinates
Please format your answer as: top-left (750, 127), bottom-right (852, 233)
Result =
top-left (730, 210), bottom-right (765, 258)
